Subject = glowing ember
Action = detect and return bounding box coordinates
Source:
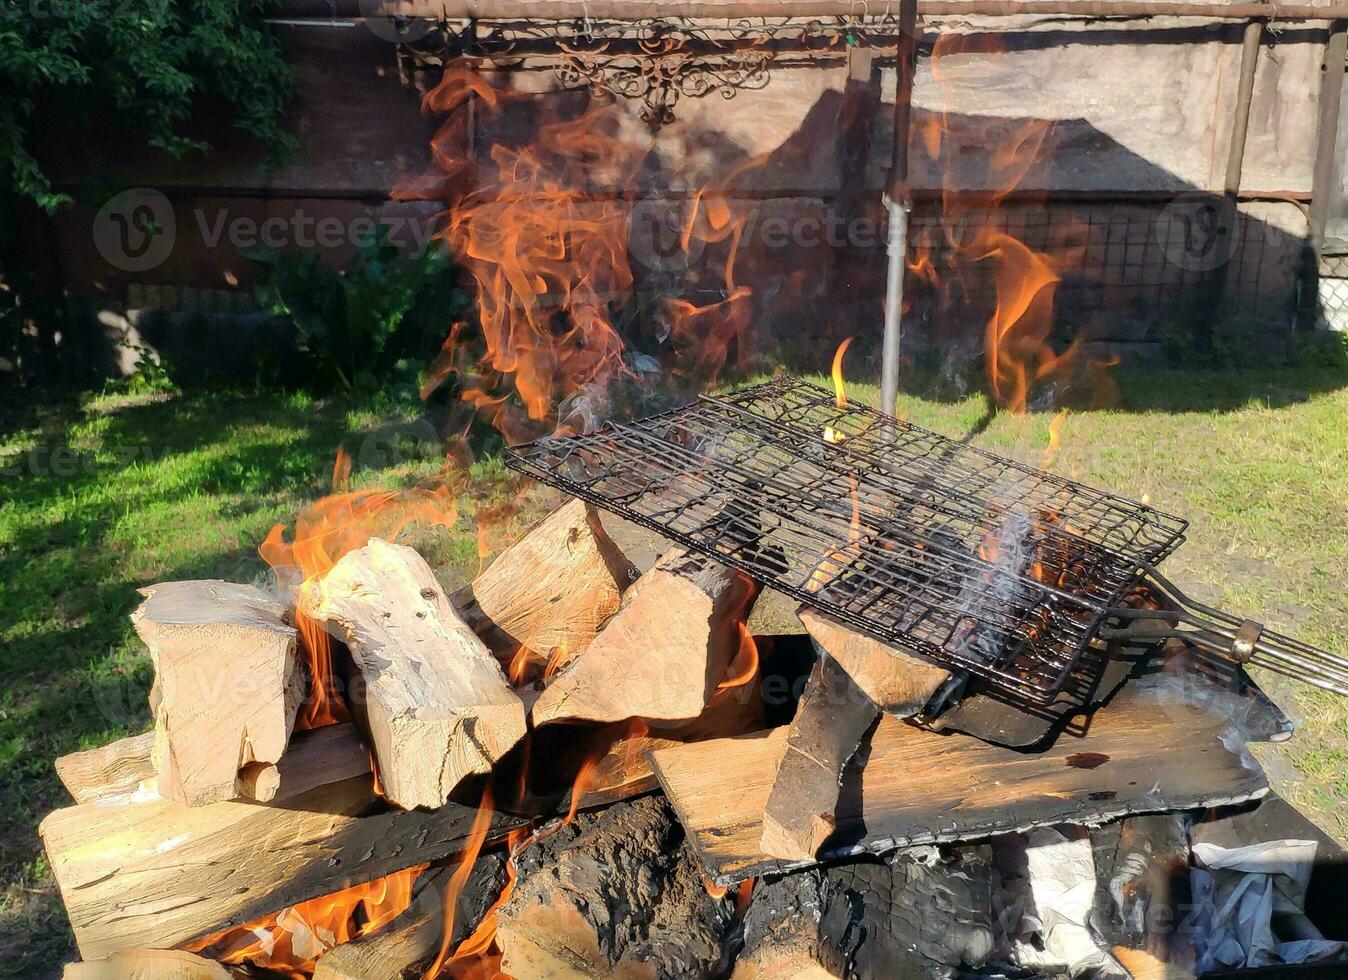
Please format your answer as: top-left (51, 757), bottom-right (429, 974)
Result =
top-left (182, 864), bottom-right (426, 976)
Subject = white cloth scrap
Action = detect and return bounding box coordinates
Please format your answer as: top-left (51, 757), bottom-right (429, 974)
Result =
top-left (1188, 838), bottom-right (1348, 972)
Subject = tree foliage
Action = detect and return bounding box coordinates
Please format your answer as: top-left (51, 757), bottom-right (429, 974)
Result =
top-left (1, 0), bottom-right (296, 211)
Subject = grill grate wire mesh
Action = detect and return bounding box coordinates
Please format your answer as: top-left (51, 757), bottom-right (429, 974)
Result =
top-left (506, 378), bottom-right (1188, 703)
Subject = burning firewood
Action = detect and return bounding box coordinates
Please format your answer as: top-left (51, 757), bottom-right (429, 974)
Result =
top-left (531, 547), bottom-right (760, 726)
top-left (652, 680), bottom-right (1269, 885)
top-left (62, 949), bottom-right (233, 979)
top-left (494, 796), bottom-right (734, 979)
top-left (759, 655), bottom-right (879, 862)
top-left (313, 855), bottom-right (507, 980)
top-left (299, 538), bottom-right (527, 810)
top-left (40, 723), bottom-right (524, 961)
top-left (797, 607), bottom-right (951, 717)
top-left (733, 846), bottom-right (997, 979)
top-left (54, 731), bottom-right (155, 804)
top-left (131, 580), bottom-right (303, 806)
top-left (453, 499), bottom-right (638, 666)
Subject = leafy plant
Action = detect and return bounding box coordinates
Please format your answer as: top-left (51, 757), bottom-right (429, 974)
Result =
top-left (1, 0), bottom-right (295, 211)
top-left (249, 235), bottom-right (473, 397)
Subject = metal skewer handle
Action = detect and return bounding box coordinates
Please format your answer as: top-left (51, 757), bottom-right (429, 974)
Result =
top-left (1098, 562), bottom-right (1348, 697)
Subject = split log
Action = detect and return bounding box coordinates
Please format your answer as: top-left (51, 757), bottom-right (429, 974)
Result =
top-left (63, 949), bottom-right (233, 979)
top-left (759, 656), bottom-right (879, 861)
top-left (131, 580), bottom-right (302, 806)
top-left (314, 855), bottom-right (507, 980)
top-left (798, 607), bottom-right (951, 717)
top-left (300, 538), bottom-right (526, 809)
top-left (40, 726), bottom-right (524, 961)
top-left (54, 731), bottom-right (156, 804)
top-left (531, 547), bottom-right (760, 726)
top-left (733, 846), bottom-right (997, 979)
top-left (452, 499), bottom-right (637, 663)
top-left (651, 676), bottom-right (1269, 885)
top-left (54, 723), bottom-right (372, 808)
top-left (495, 796), bottom-right (734, 979)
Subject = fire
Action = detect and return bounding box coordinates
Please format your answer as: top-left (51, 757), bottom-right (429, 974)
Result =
top-left (823, 337), bottom-right (853, 444)
top-left (424, 738), bottom-right (606, 980)
top-left (912, 34), bottom-right (1108, 413)
top-left (259, 466), bottom-right (460, 729)
top-left (1040, 408), bottom-right (1068, 470)
top-left (830, 336), bottom-right (853, 409)
top-left (183, 865), bottom-right (426, 976)
top-left (715, 621), bottom-right (760, 692)
top-left (396, 66), bottom-right (757, 442)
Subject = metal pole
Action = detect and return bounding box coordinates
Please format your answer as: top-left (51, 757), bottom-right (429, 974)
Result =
top-left (881, 0), bottom-right (918, 417)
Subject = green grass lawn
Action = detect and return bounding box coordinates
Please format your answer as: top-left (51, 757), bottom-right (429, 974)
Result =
top-left (1, 366), bottom-right (1345, 974)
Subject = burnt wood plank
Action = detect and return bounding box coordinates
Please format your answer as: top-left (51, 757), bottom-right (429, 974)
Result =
top-left (650, 679), bottom-right (1269, 885)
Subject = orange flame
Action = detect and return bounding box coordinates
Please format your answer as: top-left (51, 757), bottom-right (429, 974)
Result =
top-left (913, 34), bottom-right (1109, 413)
top-left (715, 621), bottom-right (760, 692)
top-left (259, 467), bottom-right (460, 729)
top-left (426, 786), bottom-right (498, 978)
top-left (183, 865), bottom-right (426, 976)
top-left (396, 67), bottom-right (757, 442)
top-left (831, 336), bottom-right (853, 409)
top-left (1040, 409), bottom-right (1068, 469)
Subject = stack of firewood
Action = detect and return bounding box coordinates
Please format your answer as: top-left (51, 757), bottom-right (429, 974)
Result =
top-left (42, 499), bottom-right (1318, 979)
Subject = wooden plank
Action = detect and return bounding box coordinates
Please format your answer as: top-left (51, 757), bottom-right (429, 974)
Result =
top-left (650, 679), bottom-right (1269, 885)
top-left (313, 856), bottom-right (506, 980)
top-left (54, 731), bottom-right (156, 804)
top-left (301, 538), bottom-right (526, 809)
top-left (41, 729), bottom-right (522, 961)
top-left (62, 949), bottom-right (233, 979)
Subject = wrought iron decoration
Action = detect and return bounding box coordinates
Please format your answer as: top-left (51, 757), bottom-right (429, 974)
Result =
top-left (396, 15), bottom-right (904, 128)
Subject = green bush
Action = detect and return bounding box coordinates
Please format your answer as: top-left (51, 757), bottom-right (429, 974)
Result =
top-left (1, 0), bottom-right (295, 211)
top-left (249, 236), bottom-right (473, 398)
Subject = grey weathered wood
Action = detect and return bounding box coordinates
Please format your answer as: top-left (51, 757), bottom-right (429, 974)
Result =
top-left (496, 797), bottom-right (734, 979)
top-left (733, 845), bottom-right (997, 979)
top-left (301, 538), bottom-right (526, 809)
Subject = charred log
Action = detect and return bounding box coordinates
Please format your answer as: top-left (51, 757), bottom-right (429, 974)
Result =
top-left (496, 796), bottom-right (735, 979)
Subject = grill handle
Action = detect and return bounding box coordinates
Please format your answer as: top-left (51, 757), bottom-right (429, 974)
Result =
top-left (1097, 562), bottom-right (1348, 697)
